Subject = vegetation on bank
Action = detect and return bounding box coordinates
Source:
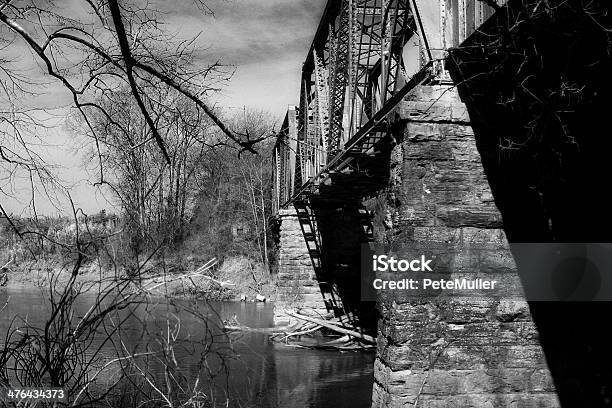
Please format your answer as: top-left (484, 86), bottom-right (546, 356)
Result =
top-left (0, 199), bottom-right (277, 301)
top-left (1, 87), bottom-right (279, 297)
top-left (0, 107), bottom-right (278, 300)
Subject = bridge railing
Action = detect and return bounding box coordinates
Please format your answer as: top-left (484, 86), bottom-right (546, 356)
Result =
top-left (273, 0), bottom-right (505, 211)
top-left (272, 107), bottom-right (298, 215)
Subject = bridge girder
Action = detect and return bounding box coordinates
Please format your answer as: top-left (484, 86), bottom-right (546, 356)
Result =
top-left (273, 0), bottom-right (505, 212)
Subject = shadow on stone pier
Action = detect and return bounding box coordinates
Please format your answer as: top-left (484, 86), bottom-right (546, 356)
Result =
top-left (448, 2), bottom-right (612, 406)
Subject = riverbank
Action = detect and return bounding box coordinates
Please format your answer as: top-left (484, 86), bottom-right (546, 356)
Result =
top-left (0, 255), bottom-right (276, 302)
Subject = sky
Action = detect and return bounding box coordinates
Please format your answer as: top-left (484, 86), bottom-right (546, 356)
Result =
top-left (182, 0), bottom-right (325, 114)
top-left (1, 0), bottom-right (326, 216)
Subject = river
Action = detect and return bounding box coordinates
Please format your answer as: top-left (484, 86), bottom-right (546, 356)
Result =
top-left (0, 288), bottom-right (374, 407)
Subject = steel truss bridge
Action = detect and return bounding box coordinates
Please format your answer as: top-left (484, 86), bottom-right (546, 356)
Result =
top-left (272, 0), bottom-right (504, 314)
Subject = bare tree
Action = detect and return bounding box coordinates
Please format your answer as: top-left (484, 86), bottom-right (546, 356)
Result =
top-left (0, 2), bottom-right (274, 406)
top-left (231, 110), bottom-right (276, 266)
top-left (72, 84), bottom-right (224, 270)
top-left (0, 0), bottom-right (268, 189)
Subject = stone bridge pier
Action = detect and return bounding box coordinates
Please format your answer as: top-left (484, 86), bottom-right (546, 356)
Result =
top-left (272, 204), bottom-right (378, 333)
top-left (368, 84), bottom-right (557, 407)
top-left (273, 208), bottom-right (327, 315)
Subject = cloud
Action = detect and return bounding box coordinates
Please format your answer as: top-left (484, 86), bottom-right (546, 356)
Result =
top-left (160, 0), bottom-right (326, 116)
top-left (166, 0), bottom-right (323, 60)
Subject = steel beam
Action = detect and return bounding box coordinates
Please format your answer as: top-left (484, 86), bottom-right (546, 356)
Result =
top-left (276, 0), bottom-right (506, 211)
top-left (328, 0), bottom-right (352, 155)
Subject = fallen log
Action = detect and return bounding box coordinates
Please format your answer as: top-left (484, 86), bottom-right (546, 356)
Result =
top-left (144, 258), bottom-right (237, 293)
top-left (223, 325), bottom-right (288, 334)
top-left (277, 325), bottom-right (323, 343)
top-left (324, 335), bottom-right (350, 345)
top-left (270, 321), bottom-right (317, 340)
top-left (311, 316), bottom-right (365, 332)
top-left (282, 340), bottom-right (376, 351)
top-left (287, 312), bottom-right (376, 344)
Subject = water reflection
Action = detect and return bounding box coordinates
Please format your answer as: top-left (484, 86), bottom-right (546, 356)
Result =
top-left (0, 289), bottom-right (374, 407)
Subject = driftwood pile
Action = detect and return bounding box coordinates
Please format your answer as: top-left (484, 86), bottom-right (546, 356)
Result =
top-left (224, 310), bottom-right (375, 351)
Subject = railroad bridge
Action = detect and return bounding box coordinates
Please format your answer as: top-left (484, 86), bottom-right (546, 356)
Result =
top-left (271, 0), bottom-right (612, 407)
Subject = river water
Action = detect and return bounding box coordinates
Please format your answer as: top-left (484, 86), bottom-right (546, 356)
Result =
top-left (0, 288), bottom-right (374, 407)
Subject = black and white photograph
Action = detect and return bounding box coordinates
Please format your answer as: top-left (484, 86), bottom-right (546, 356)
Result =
top-left (0, 0), bottom-right (611, 407)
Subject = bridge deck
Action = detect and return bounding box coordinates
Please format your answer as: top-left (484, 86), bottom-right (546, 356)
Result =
top-left (272, 0), bottom-right (504, 213)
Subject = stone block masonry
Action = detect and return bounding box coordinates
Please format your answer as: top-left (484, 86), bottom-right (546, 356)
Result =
top-left (370, 85), bottom-right (560, 407)
top-left (273, 208), bottom-right (327, 324)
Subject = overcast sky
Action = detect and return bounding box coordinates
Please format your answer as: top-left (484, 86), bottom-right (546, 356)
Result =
top-left (2, 0), bottom-right (326, 216)
top-left (190, 0), bottom-right (325, 113)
